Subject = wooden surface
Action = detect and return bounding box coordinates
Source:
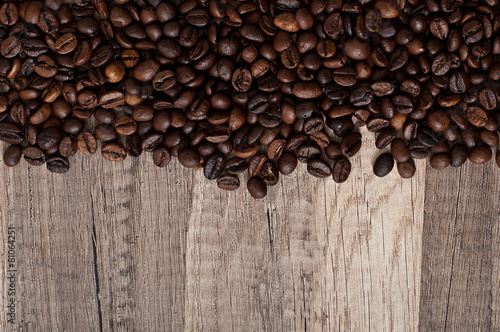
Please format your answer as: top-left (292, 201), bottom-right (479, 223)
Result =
top-left (0, 130), bottom-right (498, 331)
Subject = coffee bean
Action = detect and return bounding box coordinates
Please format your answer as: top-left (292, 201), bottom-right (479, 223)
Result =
top-left (332, 158), bottom-right (351, 183)
top-left (46, 155), bottom-right (70, 173)
top-left (204, 153), bottom-right (225, 180)
top-left (178, 148), bottom-right (203, 169)
top-left (247, 176), bottom-right (267, 198)
top-left (0, 123), bottom-right (24, 144)
top-left (23, 146), bottom-right (46, 165)
top-left (77, 131), bottom-right (97, 156)
top-left (217, 174), bottom-right (240, 191)
top-left (468, 145), bottom-right (492, 164)
top-left (307, 158), bottom-right (331, 178)
top-left (260, 161), bottom-right (279, 186)
top-left (340, 132), bottom-right (362, 157)
top-left (466, 106), bottom-right (488, 127)
top-left (373, 153), bottom-right (394, 177)
top-left (101, 142), bottom-right (127, 162)
top-left (1, 36), bottom-right (21, 58)
top-left (397, 159), bottom-right (416, 178)
top-left (375, 127), bottom-right (396, 149)
top-left (3, 144), bottom-right (22, 167)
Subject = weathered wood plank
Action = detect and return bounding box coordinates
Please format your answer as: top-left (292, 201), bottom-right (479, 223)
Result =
top-left (1, 126), bottom-right (427, 331)
top-left (86, 155), bottom-right (190, 332)
top-left (419, 161), bottom-right (500, 331)
top-left (0, 147), bottom-right (100, 332)
top-left (184, 127), bottom-right (426, 331)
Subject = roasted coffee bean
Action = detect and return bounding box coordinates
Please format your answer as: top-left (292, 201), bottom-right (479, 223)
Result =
top-left (373, 153), bottom-right (394, 177)
top-left (23, 146), bottom-right (46, 165)
top-left (204, 153), bottom-right (225, 180)
top-left (260, 162), bottom-right (279, 186)
top-left (468, 145), bottom-right (492, 165)
top-left (101, 142), bottom-right (127, 162)
top-left (217, 174), bottom-right (240, 191)
top-left (332, 158), bottom-right (351, 183)
top-left (375, 127), bottom-right (396, 149)
top-left (3, 144), bottom-right (22, 167)
top-left (247, 176), bottom-right (267, 198)
top-left (397, 159), bottom-right (416, 178)
top-left (307, 158), bottom-right (331, 178)
top-left (450, 143), bottom-right (468, 167)
top-left (46, 155), bottom-right (70, 173)
top-left (0, 123), bottom-right (24, 144)
top-left (77, 131), bottom-right (97, 156)
top-left (429, 153), bottom-right (451, 170)
top-left (340, 132), bottom-right (362, 157)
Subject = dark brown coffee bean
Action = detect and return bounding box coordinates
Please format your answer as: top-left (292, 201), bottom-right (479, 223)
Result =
top-left (340, 132), bottom-right (362, 157)
top-left (333, 67), bottom-right (357, 86)
top-left (373, 153), bottom-right (394, 177)
top-left (375, 127), bottom-right (396, 149)
top-left (466, 106), bottom-right (488, 127)
top-left (429, 153), bottom-right (451, 170)
top-left (479, 88), bottom-right (497, 110)
top-left (0, 123), bottom-right (24, 144)
top-left (278, 151), bottom-right (297, 175)
top-left (468, 145), bottom-right (492, 165)
top-left (260, 161), bottom-right (279, 186)
top-left (462, 19), bottom-right (483, 44)
top-left (46, 155), bottom-right (69, 173)
top-left (247, 176), bottom-right (267, 198)
top-left (126, 134), bottom-right (142, 157)
top-left (23, 146), bottom-right (46, 165)
top-left (397, 159), bottom-right (416, 178)
top-left (332, 158), bottom-right (351, 183)
top-left (3, 144), bottom-right (22, 167)
top-left (178, 148), bottom-right (203, 169)
top-left (450, 143), bottom-right (468, 167)
top-left (1, 36), bottom-right (21, 58)
top-left (307, 158), bottom-right (332, 178)
top-left (431, 53), bottom-right (451, 76)
top-left (54, 33), bottom-right (77, 54)
top-left (203, 153), bottom-right (225, 180)
top-left (391, 138), bottom-right (410, 163)
top-left (217, 174), bottom-right (240, 191)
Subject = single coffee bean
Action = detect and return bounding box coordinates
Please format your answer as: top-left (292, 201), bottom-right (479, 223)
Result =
top-left (260, 161), bottom-right (279, 186)
top-left (450, 143), bottom-right (468, 167)
top-left (204, 153), bottom-right (225, 180)
top-left (332, 158), bottom-right (351, 183)
top-left (468, 145), bottom-right (492, 164)
top-left (375, 127), bottom-right (396, 149)
top-left (1, 36), bottom-right (21, 58)
top-left (340, 132), bottom-right (362, 157)
top-left (247, 176), bottom-right (267, 198)
top-left (397, 159), bottom-right (416, 178)
top-left (373, 153), bottom-right (394, 177)
top-left (54, 33), bottom-right (77, 54)
top-left (46, 155), bottom-right (70, 173)
top-left (77, 131), bottom-right (97, 156)
top-left (178, 148), bottom-right (203, 169)
top-left (101, 142), bottom-right (127, 162)
top-left (23, 146), bottom-right (46, 165)
top-left (0, 123), bottom-right (24, 144)
top-left (307, 158), bottom-right (332, 178)
top-left (217, 174), bottom-right (240, 191)
top-left (3, 144), bottom-right (22, 167)
top-left (278, 151), bottom-right (297, 175)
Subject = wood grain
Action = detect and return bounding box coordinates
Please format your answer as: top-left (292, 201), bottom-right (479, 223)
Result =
top-left (0, 128), bottom-right (426, 331)
top-left (419, 161), bottom-right (500, 331)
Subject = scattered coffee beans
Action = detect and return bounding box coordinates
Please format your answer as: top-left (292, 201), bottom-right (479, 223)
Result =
top-left (1, 0), bottom-right (500, 198)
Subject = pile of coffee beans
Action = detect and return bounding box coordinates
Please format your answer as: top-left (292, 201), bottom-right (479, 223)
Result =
top-left (1, 0), bottom-right (500, 198)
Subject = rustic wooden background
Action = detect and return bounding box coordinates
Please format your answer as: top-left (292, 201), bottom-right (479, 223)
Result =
top-left (0, 129), bottom-right (499, 331)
